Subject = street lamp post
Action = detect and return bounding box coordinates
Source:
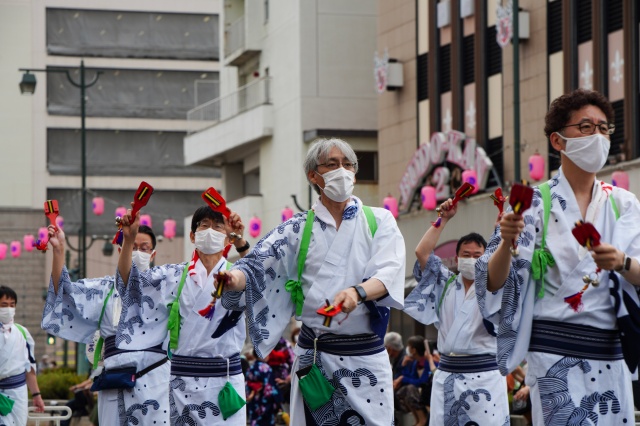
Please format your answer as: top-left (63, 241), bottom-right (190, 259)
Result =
top-left (19, 61), bottom-right (102, 279)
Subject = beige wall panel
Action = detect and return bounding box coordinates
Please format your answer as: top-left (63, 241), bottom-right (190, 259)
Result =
top-left (549, 51), bottom-right (563, 102)
top-left (487, 0), bottom-right (497, 27)
top-left (419, 100), bottom-right (430, 144)
top-left (488, 74), bottom-right (503, 139)
top-left (578, 41), bottom-right (594, 90)
top-left (418, 0), bottom-right (429, 54)
top-left (608, 30), bottom-right (624, 102)
top-left (464, 83), bottom-right (476, 138)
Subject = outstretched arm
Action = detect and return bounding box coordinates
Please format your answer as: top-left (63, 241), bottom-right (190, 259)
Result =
top-left (48, 225), bottom-right (66, 293)
top-left (487, 212), bottom-right (524, 291)
top-left (415, 199), bottom-right (457, 270)
top-left (117, 203), bottom-right (140, 287)
top-left (26, 368), bottom-right (44, 412)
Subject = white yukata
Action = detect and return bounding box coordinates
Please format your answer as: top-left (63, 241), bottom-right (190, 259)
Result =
top-left (404, 256), bottom-right (510, 426)
top-left (476, 169), bottom-right (640, 426)
top-left (41, 266), bottom-right (171, 426)
top-left (233, 196), bottom-right (406, 426)
top-left (0, 322), bottom-right (36, 426)
top-left (115, 257), bottom-right (247, 426)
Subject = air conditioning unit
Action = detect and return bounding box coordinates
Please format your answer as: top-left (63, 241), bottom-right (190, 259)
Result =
top-left (386, 60), bottom-right (404, 91)
top-left (437, 0), bottom-right (451, 28)
top-left (460, 0), bottom-right (474, 18)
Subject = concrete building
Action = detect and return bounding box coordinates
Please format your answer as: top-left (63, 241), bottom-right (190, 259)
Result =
top-left (378, 0), bottom-right (640, 342)
top-left (184, 0), bottom-right (381, 241)
top-left (0, 0), bottom-right (222, 364)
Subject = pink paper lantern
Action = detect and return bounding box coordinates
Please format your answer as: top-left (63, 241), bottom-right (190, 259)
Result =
top-left (23, 235), bottom-right (35, 252)
top-left (612, 170), bottom-right (629, 191)
top-left (281, 207), bottom-right (294, 222)
top-left (249, 216), bottom-right (262, 238)
top-left (92, 197), bottom-right (105, 216)
top-left (421, 186), bottom-right (437, 210)
top-left (38, 227), bottom-right (49, 243)
top-left (140, 214), bottom-right (152, 228)
top-left (528, 153), bottom-right (545, 181)
top-left (56, 216), bottom-right (64, 230)
top-left (115, 206), bottom-right (127, 218)
top-left (0, 244), bottom-right (6, 260)
top-left (461, 170), bottom-right (479, 194)
top-left (163, 219), bottom-right (176, 240)
top-left (383, 194), bottom-right (399, 219)
top-left (10, 241), bottom-right (21, 258)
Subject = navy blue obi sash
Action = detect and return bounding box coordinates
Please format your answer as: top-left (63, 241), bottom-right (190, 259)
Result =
top-left (0, 372), bottom-right (27, 389)
top-left (438, 354), bottom-right (498, 373)
top-left (103, 335), bottom-right (165, 360)
top-left (297, 324), bottom-right (385, 356)
top-left (529, 320), bottom-right (623, 361)
top-left (170, 353), bottom-right (242, 378)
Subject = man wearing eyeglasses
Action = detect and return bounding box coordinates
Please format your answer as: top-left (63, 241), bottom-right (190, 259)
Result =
top-left (475, 88), bottom-right (640, 425)
top-left (218, 138), bottom-right (406, 425)
top-left (42, 224), bottom-right (171, 425)
top-left (115, 205), bottom-right (249, 425)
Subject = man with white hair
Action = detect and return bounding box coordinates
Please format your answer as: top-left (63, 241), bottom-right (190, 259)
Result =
top-left (221, 138), bottom-right (406, 425)
top-left (384, 331), bottom-right (405, 378)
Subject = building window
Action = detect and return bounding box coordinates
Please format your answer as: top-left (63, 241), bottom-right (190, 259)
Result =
top-left (355, 151), bottom-right (378, 183)
top-left (547, 1), bottom-right (563, 54)
top-left (577, 0), bottom-right (592, 43)
top-left (439, 44), bottom-right (451, 93)
top-left (417, 53), bottom-right (429, 101)
top-left (486, 136), bottom-right (504, 188)
top-left (462, 34), bottom-right (475, 85)
top-left (486, 26), bottom-right (502, 76)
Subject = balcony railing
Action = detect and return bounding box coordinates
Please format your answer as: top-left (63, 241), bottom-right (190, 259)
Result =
top-left (187, 77), bottom-right (271, 134)
top-left (225, 16), bottom-right (244, 58)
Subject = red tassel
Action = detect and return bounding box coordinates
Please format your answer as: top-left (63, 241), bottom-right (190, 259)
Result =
top-left (198, 304), bottom-right (215, 320)
top-left (112, 229), bottom-right (123, 245)
top-left (564, 292), bottom-right (584, 312)
top-left (35, 240), bottom-right (48, 252)
top-left (222, 244), bottom-right (232, 258)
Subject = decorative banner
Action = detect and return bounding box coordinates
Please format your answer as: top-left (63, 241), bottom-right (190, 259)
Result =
top-left (249, 216), bottom-right (262, 238)
top-left (56, 216), bottom-right (65, 230)
top-left (92, 197), bottom-right (105, 216)
top-left (0, 244), bottom-right (6, 260)
top-left (421, 186), bottom-right (437, 211)
top-left (163, 219), bottom-right (177, 240)
top-left (383, 194), bottom-right (399, 219)
top-left (461, 170), bottom-right (479, 194)
top-left (373, 49), bottom-right (390, 94)
top-left (611, 170), bottom-right (629, 190)
top-left (496, 0), bottom-right (513, 49)
top-left (38, 227), bottom-right (48, 242)
top-left (10, 241), bottom-right (21, 258)
top-left (398, 130), bottom-right (493, 212)
top-left (140, 214), bottom-right (152, 228)
top-left (281, 207), bottom-right (294, 222)
top-left (23, 235), bottom-right (35, 252)
top-left (115, 206), bottom-right (127, 219)
top-left (528, 153), bottom-right (545, 181)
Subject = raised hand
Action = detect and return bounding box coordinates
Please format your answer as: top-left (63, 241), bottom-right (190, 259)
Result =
top-left (498, 212), bottom-right (525, 243)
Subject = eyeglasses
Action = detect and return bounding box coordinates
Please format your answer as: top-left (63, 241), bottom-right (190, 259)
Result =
top-left (196, 221), bottom-right (226, 232)
top-left (317, 161), bottom-right (357, 171)
top-left (561, 121), bottom-right (615, 135)
top-left (133, 245), bottom-right (153, 254)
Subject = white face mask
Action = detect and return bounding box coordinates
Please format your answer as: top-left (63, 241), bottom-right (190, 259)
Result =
top-left (132, 250), bottom-right (153, 271)
top-left (317, 168), bottom-right (355, 202)
top-left (556, 132), bottom-right (610, 173)
top-left (0, 307), bottom-right (15, 324)
top-left (195, 228), bottom-right (227, 255)
top-left (457, 257), bottom-right (477, 281)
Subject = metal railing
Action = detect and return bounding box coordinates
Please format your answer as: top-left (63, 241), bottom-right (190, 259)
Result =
top-left (187, 77), bottom-right (271, 134)
top-left (225, 16), bottom-right (245, 57)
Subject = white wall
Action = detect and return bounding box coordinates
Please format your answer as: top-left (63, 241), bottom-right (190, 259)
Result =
top-left (0, 1), bottom-right (34, 208)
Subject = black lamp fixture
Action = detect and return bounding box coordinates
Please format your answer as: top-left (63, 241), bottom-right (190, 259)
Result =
top-left (19, 72), bottom-right (37, 94)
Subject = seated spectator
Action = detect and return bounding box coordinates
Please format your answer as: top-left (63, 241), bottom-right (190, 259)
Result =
top-left (60, 377), bottom-right (95, 426)
top-left (384, 331), bottom-right (405, 378)
top-left (393, 336), bottom-right (430, 426)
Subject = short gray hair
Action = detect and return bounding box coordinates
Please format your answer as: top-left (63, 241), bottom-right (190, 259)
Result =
top-left (303, 138), bottom-right (359, 194)
top-left (383, 331), bottom-right (403, 351)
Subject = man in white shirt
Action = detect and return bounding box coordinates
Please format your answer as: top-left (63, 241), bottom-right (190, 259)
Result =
top-left (404, 198), bottom-right (509, 425)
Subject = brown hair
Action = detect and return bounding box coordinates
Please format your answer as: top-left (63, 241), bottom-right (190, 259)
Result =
top-left (544, 89), bottom-right (614, 138)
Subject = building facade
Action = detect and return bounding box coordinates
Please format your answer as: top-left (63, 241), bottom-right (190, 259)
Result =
top-left (378, 0), bottom-right (640, 342)
top-left (184, 0), bottom-right (381, 239)
top-left (0, 0), bottom-right (223, 364)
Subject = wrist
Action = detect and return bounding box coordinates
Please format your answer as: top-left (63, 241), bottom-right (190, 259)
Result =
top-left (31, 392), bottom-right (41, 397)
top-left (235, 240), bottom-right (250, 253)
